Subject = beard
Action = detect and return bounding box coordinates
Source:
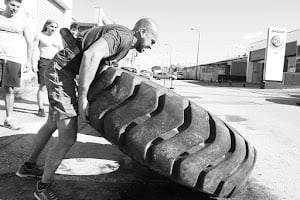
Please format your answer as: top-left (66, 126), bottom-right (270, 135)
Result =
top-left (134, 38), bottom-right (146, 53)
top-left (8, 9), bottom-right (18, 17)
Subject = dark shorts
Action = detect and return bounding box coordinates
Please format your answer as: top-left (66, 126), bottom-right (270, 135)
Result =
top-left (0, 59), bottom-right (21, 88)
top-left (37, 58), bottom-right (52, 86)
top-left (45, 60), bottom-right (78, 120)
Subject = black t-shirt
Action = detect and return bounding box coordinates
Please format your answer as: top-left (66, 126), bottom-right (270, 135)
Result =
top-left (63, 24), bottom-right (134, 75)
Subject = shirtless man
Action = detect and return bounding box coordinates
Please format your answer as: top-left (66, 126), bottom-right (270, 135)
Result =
top-left (33, 20), bottom-right (63, 117)
top-left (17, 18), bottom-right (159, 200)
top-left (0, 0), bottom-right (33, 130)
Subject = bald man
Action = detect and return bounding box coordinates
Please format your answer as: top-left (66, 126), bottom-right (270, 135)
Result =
top-left (16, 18), bottom-right (159, 200)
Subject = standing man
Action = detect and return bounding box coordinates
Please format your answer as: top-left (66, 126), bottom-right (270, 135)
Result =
top-left (0, 0), bottom-right (33, 129)
top-left (69, 23), bottom-right (79, 38)
top-left (33, 19), bottom-right (63, 117)
top-left (17, 18), bottom-right (159, 200)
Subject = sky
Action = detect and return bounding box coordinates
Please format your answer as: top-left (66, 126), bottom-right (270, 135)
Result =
top-left (73, 0), bottom-right (300, 69)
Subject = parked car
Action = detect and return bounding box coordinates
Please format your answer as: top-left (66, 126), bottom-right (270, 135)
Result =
top-left (154, 72), bottom-right (177, 80)
top-left (139, 70), bottom-right (152, 79)
top-left (121, 67), bottom-right (137, 74)
top-left (176, 71), bottom-right (185, 80)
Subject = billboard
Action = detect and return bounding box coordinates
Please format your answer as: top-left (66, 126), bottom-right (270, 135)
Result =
top-left (264, 27), bottom-right (287, 81)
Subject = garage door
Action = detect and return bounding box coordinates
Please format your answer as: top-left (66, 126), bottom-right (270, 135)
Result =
top-left (38, 0), bottom-right (65, 31)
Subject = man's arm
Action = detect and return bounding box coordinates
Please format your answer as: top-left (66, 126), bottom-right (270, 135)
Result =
top-left (78, 37), bottom-right (110, 123)
top-left (58, 35), bottom-right (64, 51)
top-left (23, 23), bottom-right (33, 71)
top-left (30, 33), bottom-right (40, 72)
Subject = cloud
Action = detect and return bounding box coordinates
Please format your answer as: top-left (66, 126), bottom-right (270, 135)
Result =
top-left (242, 31), bottom-right (264, 41)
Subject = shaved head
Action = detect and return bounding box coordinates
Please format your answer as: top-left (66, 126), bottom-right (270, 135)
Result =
top-left (133, 18), bottom-right (159, 41)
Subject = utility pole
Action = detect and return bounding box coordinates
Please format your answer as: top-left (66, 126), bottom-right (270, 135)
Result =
top-left (191, 28), bottom-right (200, 80)
top-left (165, 43), bottom-right (172, 72)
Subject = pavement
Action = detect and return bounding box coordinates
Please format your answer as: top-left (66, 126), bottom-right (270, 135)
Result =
top-left (0, 79), bottom-right (300, 200)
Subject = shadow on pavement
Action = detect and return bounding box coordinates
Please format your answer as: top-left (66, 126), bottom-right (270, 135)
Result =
top-left (183, 80), bottom-right (260, 89)
top-left (236, 178), bottom-right (280, 200)
top-left (0, 134), bottom-right (279, 200)
top-left (0, 105), bottom-right (41, 115)
top-left (0, 134), bottom-right (215, 200)
top-left (265, 97), bottom-right (300, 106)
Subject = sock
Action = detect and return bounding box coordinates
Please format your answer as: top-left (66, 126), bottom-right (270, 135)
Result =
top-left (24, 162), bottom-right (36, 169)
top-left (5, 117), bottom-right (13, 122)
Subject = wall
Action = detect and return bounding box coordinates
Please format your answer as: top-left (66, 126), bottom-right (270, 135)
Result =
top-left (0, 0), bottom-right (72, 68)
top-left (231, 61), bottom-right (247, 76)
top-left (199, 66), bottom-right (225, 81)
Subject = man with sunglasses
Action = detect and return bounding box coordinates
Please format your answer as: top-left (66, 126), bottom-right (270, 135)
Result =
top-left (17, 18), bottom-right (159, 200)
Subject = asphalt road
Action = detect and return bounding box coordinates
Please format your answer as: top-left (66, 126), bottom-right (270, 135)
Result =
top-left (1, 79), bottom-right (300, 200)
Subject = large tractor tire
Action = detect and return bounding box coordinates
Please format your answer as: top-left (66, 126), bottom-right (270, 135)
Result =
top-left (87, 66), bottom-right (257, 198)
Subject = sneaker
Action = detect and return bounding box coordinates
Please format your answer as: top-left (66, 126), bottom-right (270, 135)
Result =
top-left (16, 163), bottom-right (43, 178)
top-left (3, 120), bottom-right (21, 130)
top-left (37, 109), bottom-right (46, 117)
top-left (34, 181), bottom-right (58, 200)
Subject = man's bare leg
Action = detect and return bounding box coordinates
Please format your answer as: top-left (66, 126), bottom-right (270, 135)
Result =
top-left (37, 84), bottom-right (47, 117)
top-left (3, 86), bottom-right (14, 119)
top-left (2, 86), bottom-right (20, 130)
top-left (16, 114), bottom-right (58, 178)
top-left (41, 117), bottom-right (77, 183)
top-left (37, 85), bottom-right (46, 109)
top-left (27, 115), bottom-right (57, 163)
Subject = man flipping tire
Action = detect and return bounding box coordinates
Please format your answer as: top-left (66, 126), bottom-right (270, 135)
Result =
top-left (16, 18), bottom-right (159, 200)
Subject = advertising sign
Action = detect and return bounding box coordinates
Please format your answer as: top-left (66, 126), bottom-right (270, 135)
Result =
top-left (264, 27), bottom-right (287, 81)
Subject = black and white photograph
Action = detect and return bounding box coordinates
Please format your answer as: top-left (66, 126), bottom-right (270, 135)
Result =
top-left (0, 0), bottom-right (299, 199)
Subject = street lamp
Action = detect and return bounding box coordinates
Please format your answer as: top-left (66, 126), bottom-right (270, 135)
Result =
top-left (191, 28), bottom-right (200, 80)
top-left (94, 7), bottom-right (101, 25)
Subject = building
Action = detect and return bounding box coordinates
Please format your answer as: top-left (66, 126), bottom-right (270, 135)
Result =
top-left (1, 0), bottom-right (73, 32)
top-left (181, 28), bottom-right (300, 88)
top-left (182, 57), bottom-right (247, 82)
top-left (247, 29), bottom-right (300, 87)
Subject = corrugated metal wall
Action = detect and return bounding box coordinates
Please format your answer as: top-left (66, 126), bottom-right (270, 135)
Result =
top-left (231, 61), bottom-right (247, 76)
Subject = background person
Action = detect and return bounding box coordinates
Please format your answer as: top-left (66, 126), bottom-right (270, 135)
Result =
top-left (0, 0), bottom-right (33, 130)
top-left (69, 8), bottom-right (114, 39)
top-left (32, 19), bottom-right (63, 117)
top-left (69, 23), bottom-right (79, 38)
top-left (17, 18), bottom-right (159, 200)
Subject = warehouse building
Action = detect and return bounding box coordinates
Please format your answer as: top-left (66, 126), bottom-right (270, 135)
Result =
top-left (247, 29), bottom-right (300, 87)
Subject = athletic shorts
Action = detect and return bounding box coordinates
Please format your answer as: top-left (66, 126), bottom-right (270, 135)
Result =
top-left (0, 59), bottom-right (21, 88)
top-left (37, 57), bottom-right (52, 86)
top-left (45, 60), bottom-right (78, 120)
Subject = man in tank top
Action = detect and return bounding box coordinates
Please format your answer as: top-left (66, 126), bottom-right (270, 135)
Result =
top-left (17, 18), bottom-right (159, 200)
top-left (0, 0), bottom-right (33, 130)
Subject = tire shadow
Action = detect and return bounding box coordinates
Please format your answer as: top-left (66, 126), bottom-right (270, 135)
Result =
top-left (0, 134), bottom-right (278, 200)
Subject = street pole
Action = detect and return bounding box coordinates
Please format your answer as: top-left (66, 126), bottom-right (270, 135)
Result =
top-left (94, 7), bottom-right (100, 25)
top-left (191, 28), bottom-right (200, 80)
top-left (165, 43), bottom-right (174, 89)
top-left (165, 43), bottom-right (172, 72)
